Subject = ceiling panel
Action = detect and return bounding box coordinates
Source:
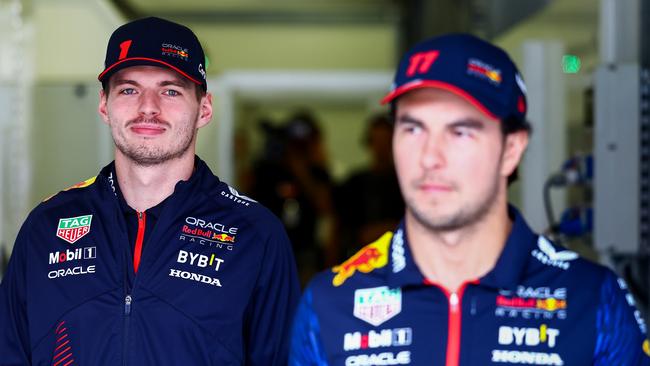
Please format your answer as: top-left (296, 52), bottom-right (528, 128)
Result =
top-left (119, 0), bottom-right (400, 24)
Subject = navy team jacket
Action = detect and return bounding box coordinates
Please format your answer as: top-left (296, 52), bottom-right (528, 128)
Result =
top-left (290, 208), bottom-right (650, 365)
top-left (0, 157), bottom-right (300, 365)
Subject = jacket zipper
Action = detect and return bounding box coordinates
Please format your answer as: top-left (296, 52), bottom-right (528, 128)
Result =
top-left (424, 279), bottom-right (476, 366)
top-left (133, 211), bottom-right (146, 273)
top-left (124, 211), bottom-right (145, 365)
top-left (123, 294), bottom-right (132, 366)
top-left (125, 295), bottom-right (132, 315)
top-left (445, 290), bottom-right (462, 366)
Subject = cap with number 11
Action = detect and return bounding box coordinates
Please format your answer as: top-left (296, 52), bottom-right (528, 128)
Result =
top-left (381, 33), bottom-right (527, 124)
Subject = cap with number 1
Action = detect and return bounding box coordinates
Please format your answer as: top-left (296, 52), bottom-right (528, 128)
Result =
top-left (98, 17), bottom-right (208, 91)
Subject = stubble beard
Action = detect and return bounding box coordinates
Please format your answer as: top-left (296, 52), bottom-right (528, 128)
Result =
top-left (405, 172), bottom-right (501, 233)
top-left (112, 115), bottom-right (198, 167)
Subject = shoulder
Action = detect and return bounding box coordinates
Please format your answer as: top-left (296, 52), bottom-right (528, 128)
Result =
top-left (40, 176), bottom-right (98, 206)
top-left (528, 236), bottom-right (609, 280)
top-left (308, 232), bottom-right (394, 297)
top-left (523, 236), bottom-right (636, 311)
top-left (195, 160), bottom-right (278, 226)
top-left (32, 176), bottom-right (100, 219)
top-left (12, 176), bottom-right (101, 254)
top-left (199, 175), bottom-right (290, 252)
top-left (210, 180), bottom-right (284, 229)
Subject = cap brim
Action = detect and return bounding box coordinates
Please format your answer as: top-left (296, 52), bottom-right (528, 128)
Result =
top-left (380, 80), bottom-right (499, 121)
top-left (98, 57), bottom-right (203, 86)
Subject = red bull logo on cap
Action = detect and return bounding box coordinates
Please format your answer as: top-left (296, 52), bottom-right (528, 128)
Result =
top-left (467, 58), bottom-right (502, 85)
top-left (332, 233), bottom-right (391, 287)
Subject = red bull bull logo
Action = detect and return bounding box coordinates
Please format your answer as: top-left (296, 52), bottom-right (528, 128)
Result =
top-left (67, 177), bottom-right (97, 190)
top-left (467, 58), bottom-right (502, 84)
top-left (213, 233), bottom-right (235, 243)
top-left (332, 233), bottom-right (391, 287)
top-left (44, 176), bottom-right (97, 202)
top-left (536, 298), bottom-right (566, 312)
top-left (161, 44), bottom-right (189, 60)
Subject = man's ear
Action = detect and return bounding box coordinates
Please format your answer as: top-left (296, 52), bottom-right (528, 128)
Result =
top-left (98, 89), bottom-right (110, 125)
top-left (500, 129), bottom-right (529, 178)
top-left (196, 92), bottom-right (213, 129)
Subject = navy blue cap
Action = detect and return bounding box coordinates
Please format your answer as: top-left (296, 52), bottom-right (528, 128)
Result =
top-left (382, 33), bottom-right (527, 122)
top-left (98, 17), bottom-right (207, 91)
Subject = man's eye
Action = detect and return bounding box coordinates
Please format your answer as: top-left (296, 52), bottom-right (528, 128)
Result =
top-left (120, 88), bottom-right (136, 95)
top-left (164, 89), bottom-right (180, 96)
top-left (452, 127), bottom-right (472, 138)
top-left (405, 125), bottom-right (422, 134)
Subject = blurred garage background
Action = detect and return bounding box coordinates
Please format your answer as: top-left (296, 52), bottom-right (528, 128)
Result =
top-left (0, 0), bottom-right (647, 323)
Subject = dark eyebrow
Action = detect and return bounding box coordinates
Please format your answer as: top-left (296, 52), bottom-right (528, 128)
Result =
top-left (396, 114), bottom-right (423, 126)
top-left (111, 79), bottom-right (139, 88)
top-left (396, 114), bottom-right (485, 130)
top-left (159, 79), bottom-right (191, 89)
top-left (448, 118), bottom-right (485, 130)
top-left (110, 79), bottom-right (190, 89)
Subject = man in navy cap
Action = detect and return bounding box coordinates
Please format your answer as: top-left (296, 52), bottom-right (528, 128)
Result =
top-left (0, 17), bottom-right (299, 365)
top-left (290, 34), bottom-right (649, 365)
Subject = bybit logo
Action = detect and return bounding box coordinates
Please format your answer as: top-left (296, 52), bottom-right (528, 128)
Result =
top-left (176, 250), bottom-right (224, 271)
top-left (498, 324), bottom-right (560, 348)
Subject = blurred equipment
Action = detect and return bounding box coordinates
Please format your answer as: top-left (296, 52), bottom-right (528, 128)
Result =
top-left (592, 0), bottom-right (649, 327)
top-left (594, 65), bottom-right (646, 255)
top-left (544, 154), bottom-right (593, 237)
top-left (594, 64), bottom-right (650, 326)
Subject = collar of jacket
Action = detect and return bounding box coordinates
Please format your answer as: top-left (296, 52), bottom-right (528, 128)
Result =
top-left (95, 155), bottom-right (218, 201)
top-left (385, 205), bottom-right (538, 292)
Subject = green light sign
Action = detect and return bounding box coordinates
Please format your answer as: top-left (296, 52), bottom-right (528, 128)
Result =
top-left (562, 55), bottom-right (581, 74)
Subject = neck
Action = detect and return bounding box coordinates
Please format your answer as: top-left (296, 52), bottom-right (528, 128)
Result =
top-left (407, 195), bottom-right (511, 293)
top-left (114, 151), bottom-right (195, 212)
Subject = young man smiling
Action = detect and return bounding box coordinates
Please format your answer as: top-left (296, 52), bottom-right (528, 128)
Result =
top-left (0, 17), bottom-right (299, 365)
top-left (290, 34), bottom-right (649, 365)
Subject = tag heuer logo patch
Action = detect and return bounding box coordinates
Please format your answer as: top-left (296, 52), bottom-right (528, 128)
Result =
top-left (354, 286), bottom-right (402, 326)
top-left (56, 215), bottom-right (92, 244)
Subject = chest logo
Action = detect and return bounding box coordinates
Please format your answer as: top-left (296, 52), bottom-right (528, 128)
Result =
top-left (56, 215), bottom-right (92, 244)
top-left (498, 324), bottom-right (559, 348)
top-left (532, 237), bottom-right (578, 270)
top-left (354, 286), bottom-right (402, 326)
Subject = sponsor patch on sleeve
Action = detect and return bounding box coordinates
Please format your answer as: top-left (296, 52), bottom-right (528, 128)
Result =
top-left (43, 176), bottom-right (97, 202)
top-left (332, 232), bottom-right (391, 287)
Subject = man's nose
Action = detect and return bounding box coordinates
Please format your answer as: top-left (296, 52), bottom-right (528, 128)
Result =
top-left (138, 90), bottom-right (160, 117)
top-left (419, 134), bottom-right (446, 170)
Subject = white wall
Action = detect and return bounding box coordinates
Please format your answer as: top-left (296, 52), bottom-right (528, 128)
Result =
top-left (34, 0), bottom-right (123, 82)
